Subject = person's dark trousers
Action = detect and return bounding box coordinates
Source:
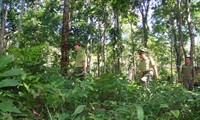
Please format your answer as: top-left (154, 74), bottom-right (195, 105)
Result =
top-left (73, 67), bottom-right (84, 80)
top-left (183, 79), bottom-right (193, 91)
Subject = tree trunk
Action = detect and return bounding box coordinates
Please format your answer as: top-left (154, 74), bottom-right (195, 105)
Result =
top-left (169, 13), bottom-right (174, 81)
top-left (186, 0), bottom-right (195, 78)
top-left (97, 21), bottom-right (102, 77)
top-left (112, 8), bottom-right (119, 73)
top-left (114, 9), bottom-right (121, 73)
top-left (139, 0), bottom-right (150, 47)
top-left (177, 0), bottom-right (186, 58)
top-left (175, 0), bottom-right (185, 80)
top-left (174, 23), bottom-right (181, 80)
top-left (16, 0), bottom-right (25, 48)
top-left (88, 39), bottom-right (92, 74)
top-left (130, 23), bottom-right (136, 80)
top-left (97, 50), bottom-right (100, 77)
top-left (102, 5), bottom-right (107, 74)
top-left (0, 0), bottom-right (8, 55)
top-left (172, 15), bottom-right (182, 79)
top-left (102, 21), bottom-right (106, 74)
top-left (61, 0), bottom-right (70, 76)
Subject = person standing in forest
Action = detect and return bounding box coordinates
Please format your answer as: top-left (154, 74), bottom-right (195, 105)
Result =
top-left (73, 41), bottom-right (87, 80)
top-left (179, 56), bottom-right (194, 91)
top-left (194, 67), bottom-right (200, 87)
top-left (137, 48), bottom-right (159, 85)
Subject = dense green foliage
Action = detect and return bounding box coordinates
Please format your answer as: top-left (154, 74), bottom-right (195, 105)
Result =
top-left (0, 55), bottom-right (199, 119)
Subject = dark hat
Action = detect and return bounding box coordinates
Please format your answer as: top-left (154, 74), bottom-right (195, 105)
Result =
top-left (138, 48), bottom-right (148, 54)
top-left (185, 55), bottom-right (191, 59)
top-left (75, 41), bottom-right (82, 46)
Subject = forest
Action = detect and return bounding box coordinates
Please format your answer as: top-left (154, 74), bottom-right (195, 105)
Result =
top-left (0, 0), bottom-right (200, 119)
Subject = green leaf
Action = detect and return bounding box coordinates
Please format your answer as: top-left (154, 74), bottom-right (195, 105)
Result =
top-left (57, 113), bottom-right (70, 120)
top-left (0, 100), bottom-right (21, 113)
top-left (134, 104), bottom-right (144, 120)
top-left (0, 55), bottom-right (13, 70)
top-left (0, 69), bottom-right (24, 78)
top-left (87, 85), bottom-right (94, 91)
top-left (72, 105), bottom-right (86, 117)
top-left (160, 104), bottom-right (169, 108)
top-left (0, 79), bottom-right (20, 88)
top-left (170, 110), bottom-right (180, 118)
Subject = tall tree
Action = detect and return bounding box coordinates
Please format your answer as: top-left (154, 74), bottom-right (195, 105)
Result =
top-left (175, 0), bottom-right (185, 79)
top-left (102, 5), bottom-right (108, 74)
top-left (61, 0), bottom-right (70, 76)
top-left (138, 0), bottom-right (150, 47)
top-left (16, 0), bottom-right (25, 48)
top-left (177, 0), bottom-right (186, 57)
top-left (113, 8), bottom-right (121, 73)
top-left (0, 0), bottom-right (8, 55)
top-left (186, 0), bottom-right (195, 78)
top-left (169, 12), bottom-right (176, 80)
top-left (186, 0), bottom-right (195, 63)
